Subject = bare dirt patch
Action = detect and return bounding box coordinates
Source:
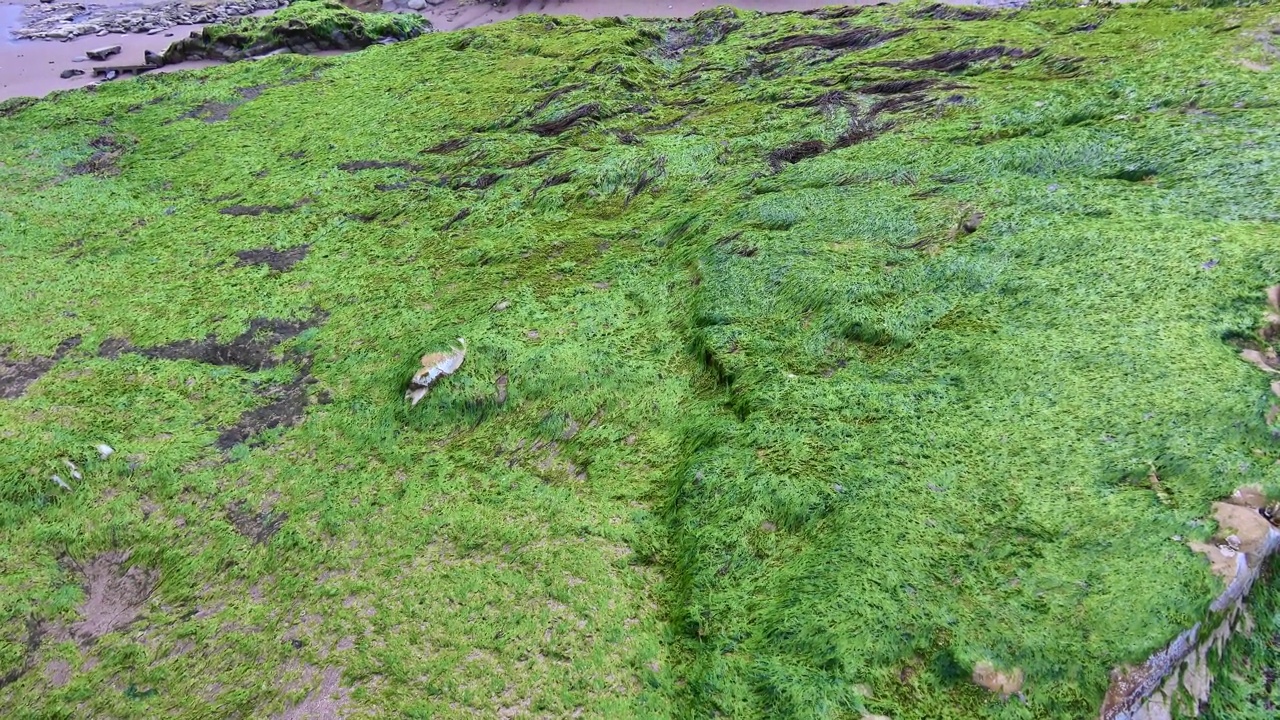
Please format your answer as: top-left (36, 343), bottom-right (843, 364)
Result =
top-left (225, 500), bottom-right (288, 543)
top-left (235, 244), bottom-right (311, 272)
top-left (0, 337), bottom-right (80, 400)
top-left (884, 46), bottom-right (1039, 73)
top-left (100, 313), bottom-right (323, 372)
top-left (181, 85), bottom-right (267, 123)
top-left (276, 666), bottom-right (351, 720)
top-left (68, 135), bottom-right (126, 177)
top-left (219, 197), bottom-right (311, 216)
top-left (530, 103), bottom-right (602, 136)
top-left (0, 617), bottom-right (45, 690)
top-left (338, 160), bottom-right (425, 173)
top-left (912, 3), bottom-right (998, 21)
top-left (216, 373), bottom-right (312, 450)
top-left (422, 137), bottom-right (471, 154)
top-left (767, 140), bottom-right (825, 171)
top-left (66, 550), bottom-right (159, 645)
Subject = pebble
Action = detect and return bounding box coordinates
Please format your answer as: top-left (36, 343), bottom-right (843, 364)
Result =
top-left (60, 68), bottom-right (84, 78)
top-left (406, 0), bottom-right (426, 8)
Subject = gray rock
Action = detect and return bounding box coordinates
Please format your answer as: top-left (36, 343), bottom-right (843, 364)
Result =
top-left (144, 50), bottom-right (164, 66)
top-left (71, 55), bottom-right (88, 62)
top-left (406, 0), bottom-right (426, 8)
top-left (85, 45), bottom-right (122, 61)
top-left (60, 68), bottom-right (85, 79)
top-left (104, 70), bottom-right (118, 80)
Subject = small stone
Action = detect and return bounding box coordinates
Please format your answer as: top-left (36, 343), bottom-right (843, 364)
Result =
top-left (60, 68), bottom-right (85, 79)
top-left (96, 444), bottom-right (115, 459)
top-left (526, 330), bottom-right (540, 339)
top-left (72, 55), bottom-right (88, 62)
top-left (406, 0), bottom-right (426, 8)
top-left (492, 300), bottom-right (510, 311)
top-left (105, 70), bottom-right (119, 81)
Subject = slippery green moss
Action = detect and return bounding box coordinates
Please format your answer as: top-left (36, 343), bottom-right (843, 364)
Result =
top-left (2, 2), bottom-right (1279, 718)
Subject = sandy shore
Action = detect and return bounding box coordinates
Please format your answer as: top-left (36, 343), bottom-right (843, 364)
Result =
top-left (1, 0), bottom-right (1016, 102)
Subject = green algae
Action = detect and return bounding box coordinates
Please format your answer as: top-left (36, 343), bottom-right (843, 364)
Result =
top-left (1, 1), bottom-right (1280, 717)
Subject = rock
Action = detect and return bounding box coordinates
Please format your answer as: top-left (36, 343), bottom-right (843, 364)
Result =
top-left (973, 661), bottom-right (1024, 697)
top-left (60, 68), bottom-right (85, 79)
top-left (406, 0), bottom-right (426, 9)
top-left (104, 70), bottom-right (118, 81)
top-left (72, 55), bottom-right (88, 62)
top-left (85, 45), bottom-right (122, 61)
top-left (144, 50), bottom-right (164, 67)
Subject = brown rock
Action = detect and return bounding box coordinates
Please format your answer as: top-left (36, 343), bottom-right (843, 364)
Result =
top-left (972, 661), bottom-right (1024, 696)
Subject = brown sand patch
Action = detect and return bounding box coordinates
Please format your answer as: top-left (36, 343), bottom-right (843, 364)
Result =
top-left (67, 550), bottom-right (159, 644)
top-left (276, 666), bottom-right (351, 720)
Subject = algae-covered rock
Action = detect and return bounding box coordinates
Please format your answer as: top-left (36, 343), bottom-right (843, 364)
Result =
top-left (160, 0), bottom-right (428, 64)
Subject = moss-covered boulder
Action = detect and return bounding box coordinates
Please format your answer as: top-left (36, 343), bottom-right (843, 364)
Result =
top-left (158, 0), bottom-right (428, 64)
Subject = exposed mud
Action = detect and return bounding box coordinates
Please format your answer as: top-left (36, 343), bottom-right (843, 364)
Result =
top-left (225, 500), bottom-right (288, 543)
top-left (530, 102), bottom-right (602, 136)
top-left (0, 337), bottom-right (81, 399)
top-left (767, 140), bottom-right (826, 171)
top-left (100, 313), bottom-right (324, 372)
top-left (759, 26), bottom-right (910, 55)
top-left (911, 3), bottom-right (998, 21)
top-left (275, 666), bottom-right (351, 720)
top-left (530, 82), bottom-right (586, 115)
top-left (338, 159), bottom-right (424, 173)
top-left (440, 207), bottom-right (471, 231)
top-left (422, 137), bottom-right (470, 154)
top-left (181, 85), bottom-right (266, 123)
top-left (217, 372), bottom-right (312, 449)
top-left (533, 171), bottom-right (574, 198)
top-left (0, 617), bottom-right (44, 690)
top-left (68, 135), bottom-right (126, 176)
top-left (857, 78), bottom-right (937, 95)
top-left (235, 244), bottom-right (310, 272)
top-left (505, 148), bottom-right (559, 169)
top-left (219, 196), bottom-right (313, 216)
top-left (66, 550), bottom-right (159, 645)
top-left (884, 46), bottom-right (1038, 73)
top-left (655, 9), bottom-right (741, 59)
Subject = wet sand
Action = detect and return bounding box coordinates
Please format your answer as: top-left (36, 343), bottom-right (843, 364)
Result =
top-left (1, 20), bottom-right (220, 100)
top-left (1, 0), bottom-right (1010, 102)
